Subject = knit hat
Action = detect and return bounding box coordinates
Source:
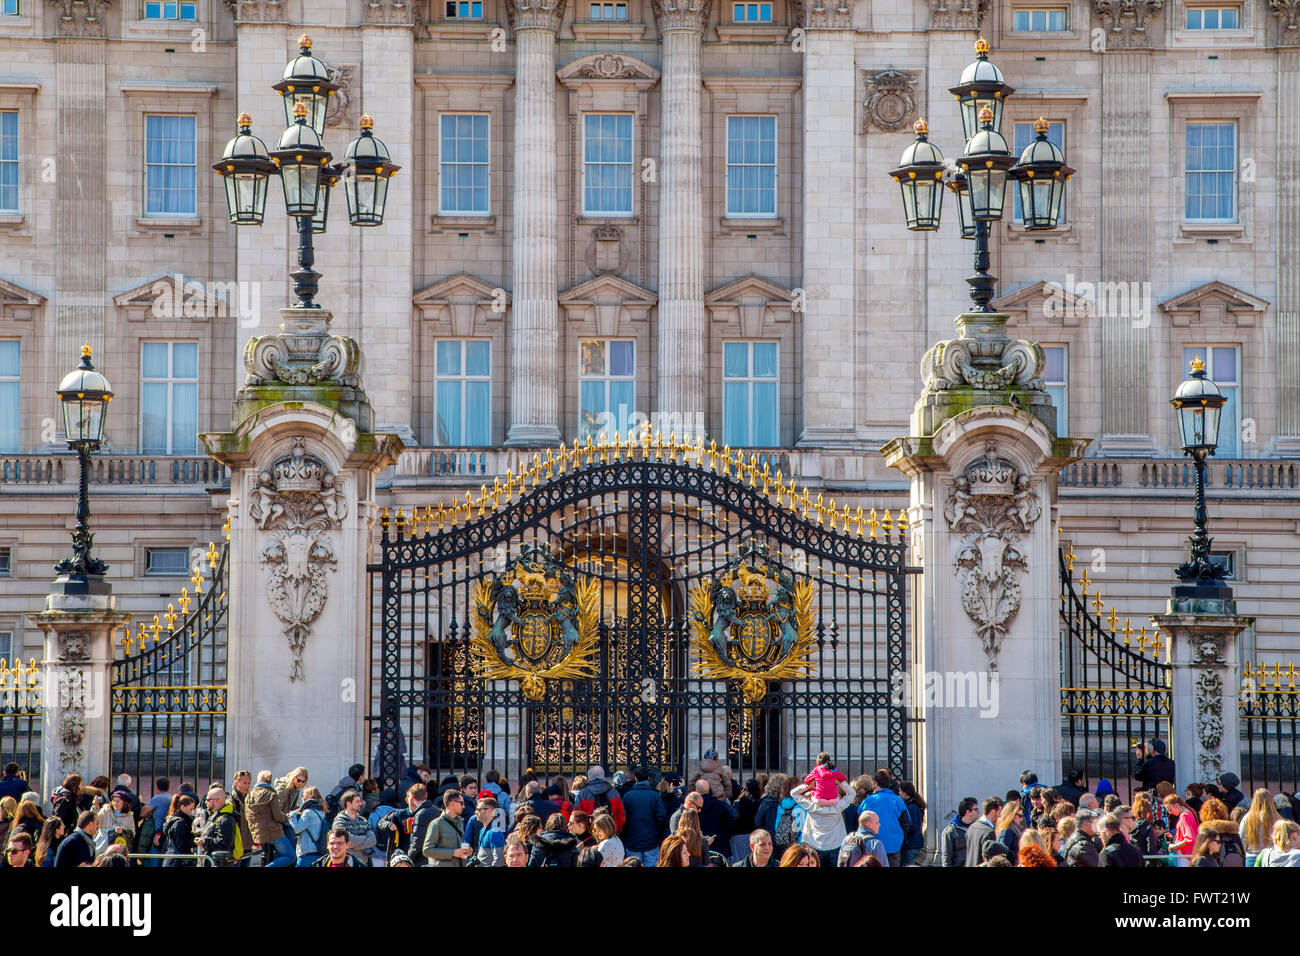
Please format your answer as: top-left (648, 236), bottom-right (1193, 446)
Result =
top-left (1218, 771), bottom-right (1240, 790)
top-left (1094, 779), bottom-right (1115, 797)
top-left (477, 790), bottom-right (496, 804)
top-left (547, 784), bottom-right (563, 797)
top-left (387, 853), bottom-right (413, 867)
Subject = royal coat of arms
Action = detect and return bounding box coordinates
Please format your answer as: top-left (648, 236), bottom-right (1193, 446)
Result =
top-left (689, 543), bottom-right (817, 704)
top-left (470, 544), bottom-right (601, 700)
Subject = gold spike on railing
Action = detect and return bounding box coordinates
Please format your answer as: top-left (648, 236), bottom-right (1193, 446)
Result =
top-left (164, 603), bottom-right (177, 630)
top-left (854, 506), bottom-right (864, 538)
top-left (436, 503), bottom-right (446, 532)
top-left (1065, 544), bottom-right (1076, 573)
top-left (868, 508), bottom-right (879, 539)
top-left (896, 510), bottom-right (908, 539)
top-left (150, 615), bottom-right (162, 642)
top-left (1090, 589), bottom-right (1104, 618)
top-left (222, 514), bottom-right (231, 541)
top-left (178, 587), bottom-right (191, 617)
top-left (881, 509), bottom-right (893, 537)
top-left (380, 507), bottom-right (391, 535)
top-left (1078, 569), bottom-right (1091, 596)
top-left (1106, 607), bottom-right (1118, 633)
top-left (1120, 618), bottom-right (1134, 645)
top-left (1288, 663), bottom-right (1297, 690)
top-left (191, 567), bottom-right (204, 595)
top-left (207, 541), bottom-right (219, 569)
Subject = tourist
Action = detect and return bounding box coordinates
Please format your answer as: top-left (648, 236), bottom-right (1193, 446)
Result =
top-left (246, 769), bottom-right (293, 867)
top-left (1198, 797), bottom-right (1245, 866)
top-left (529, 810), bottom-right (581, 866)
top-left (572, 765), bottom-right (626, 832)
top-left (732, 828), bottom-right (778, 867)
top-left (837, 810), bottom-right (888, 867)
top-left (733, 777), bottom-right (762, 839)
top-left (771, 774), bottom-right (805, 859)
top-left (965, 797), bottom-right (1002, 867)
top-left (3, 831), bottom-right (34, 868)
top-left (1130, 793), bottom-right (1166, 863)
top-left (1190, 828), bottom-right (1222, 867)
top-left (657, 834), bottom-right (690, 868)
top-left (11, 799), bottom-right (42, 843)
top-left (1017, 836), bottom-right (1055, 868)
top-left (196, 786), bottom-right (240, 865)
top-left (94, 790), bottom-right (136, 854)
top-left (1241, 788), bottom-right (1281, 856)
top-left (898, 780), bottom-right (926, 866)
top-left (1184, 782), bottom-right (1205, 816)
top-left (0, 763), bottom-right (28, 803)
top-left (288, 785), bottom-right (328, 867)
top-left (51, 774), bottom-right (82, 833)
top-left (313, 827), bottom-right (362, 868)
top-left (1133, 739), bottom-right (1176, 791)
top-left (334, 789), bottom-right (376, 866)
top-left (468, 796), bottom-right (506, 866)
top-left (1098, 809), bottom-right (1143, 867)
top-left (591, 813), bottom-right (623, 866)
top-left (621, 767), bottom-right (667, 866)
top-left (994, 799), bottom-right (1024, 862)
top-left (503, 833), bottom-right (530, 867)
top-left (162, 793), bottom-right (198, 866)
top-left (1257, 820), bottom-right (1300, 867)
top-left (380, 782), bottom-right (437, 864)
top-left (1165, 794), bottom-right (1199, 865)
top-left (1064, 809), bottom-right (1102, 867)
top-left (330, 763), bottom-right (365, 802)
top-left (790, 777), bottom-right (854, 867)
top-left (859, 772), bottom-right (909, 866)
top-left (941, 797), bottom-right (979, 867)
top-left (276, 766), bottom-right (309, 816)
top-left (1217, 772), bottom-right (1246, 812)
top-left (1054, 769), bottom-right (1086, 808)
top-left (54, 810), bottom-right (98, 867)
top-left (481, 769), bottom-right (512, 817)
top-left (803, 751), bottom-right (847, 800)
top-left (567, 808), bottom-right (597, 852)
top-left (576, 846), bottom-right (604, 867)
top-left (753, 773), bottom-right (784, 837)
top-left (35, 818), bottom-right (64, 867)
top-left (422, 788), bottom-right (470, 867)
top-left (674, 806), bottom-right (707, 866)
top-left (778, 843), bottom-right (820, 867)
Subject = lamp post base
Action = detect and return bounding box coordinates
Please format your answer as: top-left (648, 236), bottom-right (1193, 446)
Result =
top-left (46, 573), bottom-right (114, 611)
top-left (1170, 581), bottom-right (1235, 616)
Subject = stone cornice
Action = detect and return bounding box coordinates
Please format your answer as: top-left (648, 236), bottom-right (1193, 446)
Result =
top-left (1093, 0), bottom-right (1164, 50)
top-left (651, 0), bottom-right (711, 33)
top-left (788, 0), bottom-right (852, 30)
top-left (220, 0), bottom-right (289, 23)
top-left (505, 0), bottom-right (567, 31)
top-left (927, 0), bottom-right (988, 31)
top-left (363, 0), bottom-right (417, 26)
top-left (1273, 0), bottom-right (1300, 46)
top-left (49, 0), bottom-right (111, 38)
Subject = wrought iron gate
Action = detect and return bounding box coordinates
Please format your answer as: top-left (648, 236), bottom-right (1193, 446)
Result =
top-left (1059, 546), bottom-right (1171, 799)
top-left (112, 541), bottom-right (229, 793)
top-left (370, 437), bottom-right (913, 789)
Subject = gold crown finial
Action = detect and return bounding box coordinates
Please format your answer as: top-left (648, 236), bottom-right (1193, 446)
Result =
top-left (1033, 116), bottom-right (1049, 135)
top-left (978, 105), bottom-right (994, 125)
top-left (237, 111), bottom-right (253, 129)
top-left (293, 101), bottom-right (308, 120)
top-left (913, 118), bottom-right (928, 137)
top-left (298, 33), bottom-right (312, 50)
top-left (975, 37), bottom-right (989, 54)
top-left (80, 341), bottom-right (92, 358)
top-left (359, 114), bottom-right (375, 131)
top-left (1189, 355), bottom-right (1205, 373)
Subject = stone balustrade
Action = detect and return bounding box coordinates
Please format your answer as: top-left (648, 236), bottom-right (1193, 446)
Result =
top-left (1059, 458), bottom-right (1300, 494)
top-left (0, 454), bottom-right (229, 487)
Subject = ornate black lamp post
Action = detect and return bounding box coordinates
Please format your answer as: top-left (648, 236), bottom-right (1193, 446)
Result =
top-left (1170, 355), bottom-right (1232, 601)
top-left (889, 38), bottom-right (1074, 311)
top-left (212, 34), bottom-right (400, 309)
top-left (54, 343), bottom-right (114, 595)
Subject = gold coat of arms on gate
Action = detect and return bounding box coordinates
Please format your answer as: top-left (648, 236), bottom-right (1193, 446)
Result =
top-left (690, 543), bottom-right (817, 704)
top-left (470, 544), bottom-right (601, 701)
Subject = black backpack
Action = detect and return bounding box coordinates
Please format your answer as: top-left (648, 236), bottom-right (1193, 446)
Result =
top-left (323, 793), bottom-right (342, 828)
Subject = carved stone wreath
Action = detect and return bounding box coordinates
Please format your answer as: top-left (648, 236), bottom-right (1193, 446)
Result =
top-left (862, 69), bottom-right (920, 133)
top-left (250, 438), bottom-right (346, 682)
top-left (325, 66), bottom-right (355, 129)
top-left (945, 441), bottom-right (1040, 671)
top-left (577, 54), bottom-right (640, 79)
top-left (1195, 669), bottom-right (1224, 778)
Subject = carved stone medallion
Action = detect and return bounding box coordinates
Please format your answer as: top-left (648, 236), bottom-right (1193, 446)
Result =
top-left (863, 69), bottom-right (920, 134)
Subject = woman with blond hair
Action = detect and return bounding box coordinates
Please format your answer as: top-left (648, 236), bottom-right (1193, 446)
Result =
top-left (1164, 794), bottom-right (1199, 865)
top-left (778, 843), bottom-right (820, 867)
top-left (0, 795), bottom-right (16, 848)
top-left (276, 766), bottom-right (309, 814)
top-left (592, 812), bottom-right (624, 866)
top-left (1257, 819), bottom-right (1300, 867)
top-left (995, 799), bottom-right (1025, 864)
top-left (658, 834), bottom-right (691, 867)
top-left (674, 806), bottom-right (705, 866)
top-left (1240, 788), bottom-right (1281, 855)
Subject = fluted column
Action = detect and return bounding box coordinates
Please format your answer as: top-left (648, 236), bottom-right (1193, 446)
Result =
top-left (1273, 4), bottom-right (1300, 448)
top-left (506, 0), bottom-right (565, 445)
top-left (653, 0), bottom-right (707, 437)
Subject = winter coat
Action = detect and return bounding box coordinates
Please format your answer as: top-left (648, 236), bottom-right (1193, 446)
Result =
top-left (790, 784), bottom-right (853, 851)
top-left (621, 781), bottom-right (667, 851)
top-left (694, 793), bottom-right (734, 844)
top-left (162, 813), bottom-right (197, 866)
top-left (421, 811), bottom-right (466, 867)
top-left (838, 826), bottom-right (889, 867)
top-left (732, 851), bottom-right (779, 867)
top-left (51, 787), bottom-right (79, 833)
top-left (313, 852), bottom-right (363, 867)
top-left (940, 815), bottom-right (969, 867)
top-left (1054, 781), bottom-right (1085, 808)
top-left (397, 768), bottom-right (425, 802)
top-left (859, 788), bottom-right (909, 853)
top-left (696, 755), bottom-right (733, 800)
top-left (274, 782), bottom-right (303, 816)
top-left (752, 794), bottom-right (780, 836)
top-left (965, 817), bottom-right (998, 867)
top-left (197, 802), bottom-right (239, 864)
top-left (94, 804), bottom-right (136, 852)
top-left (1064, 829), bottom-right (1101, 867)
top-left (573, 776), bottom-right (626, 832)
top-left (996, 822), bottom-right (1022, 861)
top-left (528, 828), bottom-right (580, 867)
top-left (54, 829), bottom-right (96, 867)
top-left (1200, 819), bottom-right (1246, 867)
top-left (0, 772), bottom-right (29, 802)
top-left (903, 798), bottom-right (925, 851)
top-left (1133, 754), bottom-right (1176, 791)
top-left (386, 799), bottom-right (439, 865)
top-left (246, 781), bottom-right (290, 846)
top-left (289, 800), bottom-right (329, 859)
top-left (734, 792), bottom-right (760, 835)
top-left (1220, 787), bottom-right (1246, 812)
top-left (229, 787), bottom-right (254, 858)
top-left (1098, 832), bottom-right (1144, 867)
top-left (330, 775), bottom-right (362, 800)
top-left (1131, 819), bottom-right (1165, 860)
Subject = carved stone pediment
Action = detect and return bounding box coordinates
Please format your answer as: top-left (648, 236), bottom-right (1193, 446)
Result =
top-left (0, 277), bottom-right (46, 321)
top-left (560, 274), bottom-right (656, 336)
top-left (705, 274), bottom-right (797, 339)
top-left (557, 53), bottom-right (660, 89)
top-left (1158, 281), bottom-right (1268, 328)
top-left (415, 273), bottom-right (509, 336)
top-left (993, 280), bottom-right (1093, 329)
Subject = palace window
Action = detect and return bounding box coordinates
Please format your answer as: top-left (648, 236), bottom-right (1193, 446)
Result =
top-left (1042, 345), bottom-right (1068, 436)
top-left (588, 1), bottom-right (628, 18)
top-left (0, 631), bottom-right (12, 667)
top-left (0, 340), bottom-right (18, 453)
top-left (1012, 120), bottom-right (1065, 224)
top-left (723, 341), bottom-right (779, 447)
top-left (1, 1), bottom-right (18, 15)
top-left (733, 2), bottom-right (772, 21)
top-left (439, 113), bottom-right (490, 216)
top-left (144, 114), bottom-right (197, 217)
top-left (1185, 5), bottom-right (1239, 29)
top-left (145, 547), bottom-right (191, 576)
top-left (582, 113), bottom-right (634, 216)
top-left (0, 547), bottom-right (10, 577)
top-left (444, 0), bottom-right (483, 17)
top-left (140, 341), bottom-right (198, 455)
top-left (725, 115), bottom-right (777, 218)
top-left (144, 2), bottom-right (197, 18)
top-left (579, 339), bottom-right (635, 441)
top-left (0, 111), bottom-right (17, 214)
top-left (1182, 345), bottom-right (1239, 456)
top-left (434, 340), bottom-right (491, 446)
top-left (1208, 551), bottom-right (1235, 579)
top-left (1185, 122), bottom-right (1236, 222)
top-left (1012, 7), bottom-right (1067, 30)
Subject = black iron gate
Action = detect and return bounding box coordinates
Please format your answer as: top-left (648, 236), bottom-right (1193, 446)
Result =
top-left (370, 438), bottom-right (913, 789)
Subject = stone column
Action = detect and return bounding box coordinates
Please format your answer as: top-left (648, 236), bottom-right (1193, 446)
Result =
top-left (1272, 4), bottom-right (1300, 450)
top-left (798, 3), bottom-right (857, 446)
top-left (203, 307), bottom-right (402, 776)
top-left (1093, 1), bottom-right (1161, 452)
top-left (884, 312), bottom-right (1086, 858)
top-left (29, 601), bottom-right (131, 796)
top-left (505, 0), bottom-right (566, 445)
top-left (1153, 589), bottom-right (1252, 789)
top-left (652, 0), bottom-right (707, 436)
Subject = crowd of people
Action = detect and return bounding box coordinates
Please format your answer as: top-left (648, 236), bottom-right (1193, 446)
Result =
top-left (2, 739), bottom-right (1298, 868)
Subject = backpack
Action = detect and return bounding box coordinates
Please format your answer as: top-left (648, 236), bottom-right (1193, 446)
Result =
top-left (774, 802), bottom-right (804, 847)
top-left (837, 834), bottom-right (866, 868)
top-left (323, 793), bottom-right (342, 828)
top-left (587, 787), bottom-right (611, 811)
top-left (310, 811), bottom-right (330, 856)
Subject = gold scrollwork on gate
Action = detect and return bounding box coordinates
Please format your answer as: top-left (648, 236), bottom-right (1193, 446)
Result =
top-left (689, 542), bottom-right (817, 704)
top-left (470, 543), bottom-right (601, 700)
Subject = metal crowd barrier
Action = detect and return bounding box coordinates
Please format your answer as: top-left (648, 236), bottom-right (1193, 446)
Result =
top-left (125, 851), bottom-right (224, 867)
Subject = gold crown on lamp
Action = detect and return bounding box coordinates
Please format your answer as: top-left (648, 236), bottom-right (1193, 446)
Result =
top-left (975, 37), bottom-right (990, 54)
top-left (272, 446), bottom-right (325, 492)
top-left (1034, 116), bottom-right (1049, 134)
top-left (1189, 355), bottom-right (1205, 373)
top-left (914, 118), bottom-right (929, 136)
top-left (293, 101), bottom-right (308, 120)
top-left (81, 341), bottom-right (92, 358)
top-left (298, 34), bottom-right (312, 50)
top-left (978, 105), bottom-right (994, 125)
top-left (360, 114), bottom-right (375, 131)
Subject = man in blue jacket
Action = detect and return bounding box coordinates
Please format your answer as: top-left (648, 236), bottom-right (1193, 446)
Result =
top-left (859, 772), bottom-right (909, 866)
top-left (621, 768), bottom-right (666, 866)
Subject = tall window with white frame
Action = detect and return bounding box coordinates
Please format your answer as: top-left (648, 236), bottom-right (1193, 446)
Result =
top-left (1185, 4), bottom-right (1240, 29)
top-left (579, 339), bottom-right (635, 442)
top-left (141, 341), bottom-right (198, 456)
top-left (1013, 120), bottom-right (1065, 224)
top-left (1041, 345), bottom-right (1068, 436)
top-left (582, 113), bottom-right (634, 217)
top-left (144, 1), bottom-right (197, 17)
top-left (723, 341), bottom-right (779, 447)
top-left (0, 340), bottom-right (18, 454)
top-left (144, 114), bottom-right (197, 217)
top-left (1185, 121), bottom-right (1236, 222)
top-left (725, 115), bottom-right (777, 218)
top-left (439, 113), bottom-right (490, 216)
top-left (0, 1), bottom-right (18, 15)
top-left (434, 340), bottom-right (491, 446)
top-left (1183, 345), bottom-right (1239, 457)
top-left (0, 110), bottom-right (17, 214)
